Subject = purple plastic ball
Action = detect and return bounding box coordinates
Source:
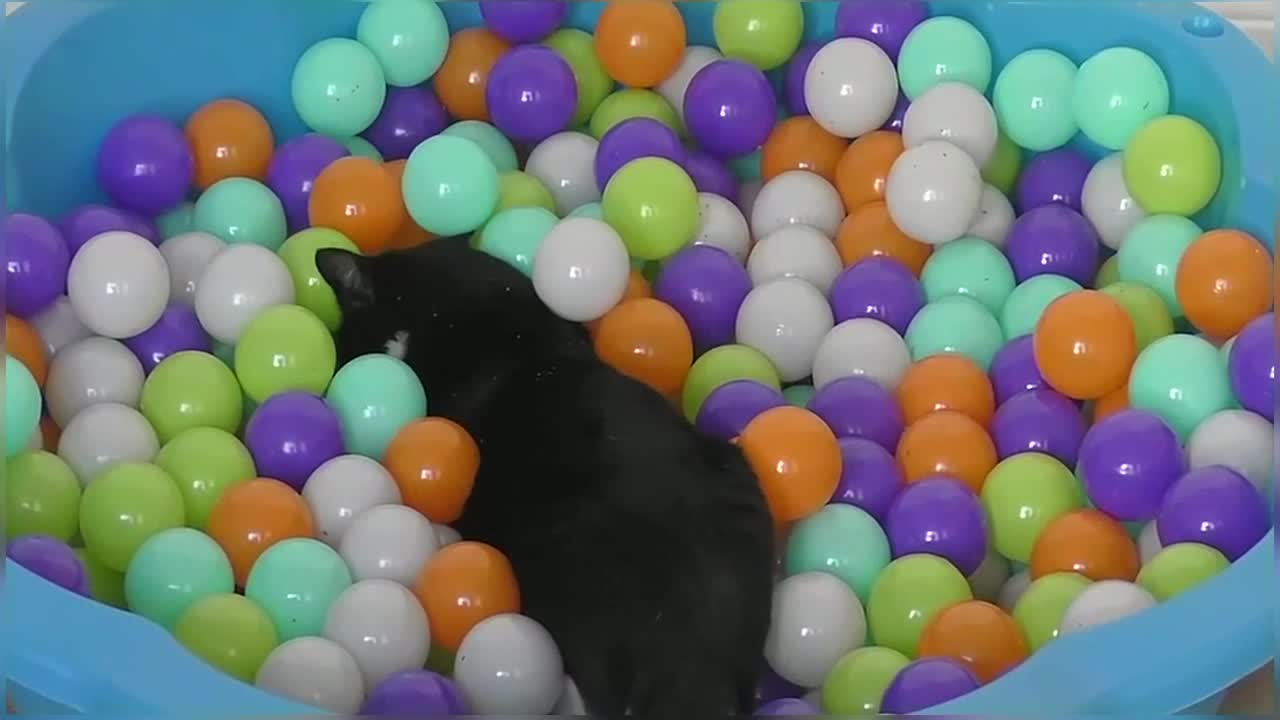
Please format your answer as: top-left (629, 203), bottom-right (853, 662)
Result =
top-left (595, 118), bottom-right (688, 191)
top-left (685, 150), bottom-right (740, 203)
top-left (828, 257), bottom-right (925, 335)
top-left (4, 213), bottom-right (69, 318)
top-left (684, 60), bottom-right (777, 158)
top-left (1077, 409), bottom-right (1186, 522)
top-left (1004, 204), bottom-right (1100, 286)
top-left (123, 303), bottom-right (212, 373)
top-left (266, 134), bottom-right (350, 233)
top-left (59, 204), bottom-right (159, 252)
top-left (653, 244), bottom-right (752, 352)
top-left (486, 46), bottom-right (578, 144)
top-left (754, 666), bottom-right (805, 706)
top-left (7, 534), bottom-right (89, 596)
top-left (1228, 312), bottom-right (1275, 421)
top-left (1015, 149), bottom-right (1092, 213)
top-left (696, 379), bottom-right (786, 441)
top-left (97, 114), bottom-right (194, 216)
top-left (480, 0), bottom-right (567, 44)
top-left (755, 697), bottom-right (819, 716)
top-left (361, 670), bottom-right (468, 716)
top-left (834, 0), bottom-right (930, 60)
top-left (807, 376), bottom-right (904, 452)
top-left (1157, 465), bottom-right (1268, 561)
top-left (988, 335), bottom-right (1048, 405)
top-left (990, 388), bottom-right (1087, 466)
top-left (884, 476), bottom-right (987, 575)
top-left (883, 93), bottom-right (909, 132)
top-left (784, 44), bottom-right (822, 115)
top-left (829, 436), bottom-right (904, 522)
top-left (244, 392), bottom-right (346, 492)
top-left (362, 86), bottom-right (449, 162)
top-left (880, 657), bottom-right (981, 714)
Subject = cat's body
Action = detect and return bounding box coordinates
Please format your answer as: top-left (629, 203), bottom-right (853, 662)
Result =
top-left (317, 237), bottom-right (774, 716)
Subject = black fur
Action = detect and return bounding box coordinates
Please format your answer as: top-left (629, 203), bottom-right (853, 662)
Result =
top-left (316, 237), bottom-right (774, 717)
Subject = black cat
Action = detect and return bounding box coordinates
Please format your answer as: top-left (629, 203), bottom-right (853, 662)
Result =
top-left (316, 236), bottom-right (774, 717)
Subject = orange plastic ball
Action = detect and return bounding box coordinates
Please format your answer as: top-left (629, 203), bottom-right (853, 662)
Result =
top-left (761, 116), bottom-right (848, 183)
top-left (896, 410), bottom-right (997, 494)
top-left (593, 298), bottom-right (694, 397)
top-left (834, 201), bottom-right (932, 276)
top-left (587, 269), bottom-right (653, 335)
top-left (1092, 384), bottom-right (1129, 423)
top-left (206, 478), bottom-right (315, 586)
top-left (918, 600), bottom-right (1029, 684)
top-left (433, 28), bottom-right (510, 121)
top-left (384, 418), bottom-right (481, 525)
top-left (1029, 508), bottom-right (1140, 582)
top-left (835, 131), bottom-right (904, 212)
top-left (383, 160), bottom-right (436, 251)
top-left (738, 406), bottom-right (842, 523)
top-left (1175, 229), bottom-right (1274, 341)
top-left (896, 354), bottom-right (995, 426)
top-left (308, 156), bottom-right (406, 255)
top-left (1033, 290), bottom-right (1137, 401)
top-left (7, 315), bottom-right (48, 386)
top-left (185, 98), bottom-right (274, 189)
top-left (594, 0), bottom-right (687, 88)
top-left (413, 541), bottom-right (521, 652)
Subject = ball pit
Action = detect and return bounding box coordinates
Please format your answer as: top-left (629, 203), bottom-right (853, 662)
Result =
top-left (1, 0), bottom-right (1274, 716)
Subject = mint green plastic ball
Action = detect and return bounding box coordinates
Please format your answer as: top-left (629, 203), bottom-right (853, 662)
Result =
top-left (920, 237), bottom-right (1015, 314)
top-left (5, 356), bottom-right (41, 457)
top-left (993, 49), bottom-right (1078, 152)
top-left (403, 135), bottom-right (500, 237)
top-left (156, 202), bottom-right (195, 240)
top-left (477, 207), bottom-right (559, 277)
top-left (1129, 334), bottom-right (1233, 442)
top-left (898, 17), bottom-right (993, 99)
top-left (442, 121), bottom-right (519, 173)
top-left (712, 0), bottom-right (805, 72)
top-left (905, 295), bottom-right (1004, 371)
top-left (568, 202), bottom-right (604, 221)
top-left (125, 527), bottom-right (234, 631)
top-left (356, 0), bottom-right (450, 87)
top-left (338, 136), bottom-right (384, 163)
top-left (999, 274), bottom-right (1083, 340)
top-left (1073, 47), bottom-right (1170, 150)
top-left (1115, 214), bottom-right (1202, 317)
top-left (785, 504), bottom-right (891, 603)
top-left (234, 305), bottom-right (337, 405)
top-left (325, 354), bottom-right (427, 459)
top-left (193, 178), bottom-right (288, 251)
top-left (293, 38), bottom-right (387, 138)
top-left (782, 384), bottom-right (816, 407)
top-left (244, 538), bottom-right (353, 642)
top-left (729, 148), bottom-right (763, 183)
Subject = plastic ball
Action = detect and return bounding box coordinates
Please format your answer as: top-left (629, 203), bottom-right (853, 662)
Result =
top-left (356, 0), bottom-right (449, 87)
top-left (593, 0), bottom-right (686, 88)
top-left (193, 244), bottom-right (294, 344)
top-left (712, 0), bottom-right (803, 71)
top-left (996, 570), bottom-right (1032, 613)
top-left (905, 295), bottom-right (1004, 372)
top-left (402, 135), bottom-right (499, 237)
top-left (685, 59), bottom-right (777, 158)
top-left (821, 645), bottom-right (911, 715)
top-left (1010, 572), bottom-right (1090, 651)
top-left (1077, 409), bottom-right (1185, 522)
top-left (1229, 312), bottom-right (1276, 421)
top-left (7, 315), bottom-right (49, 388)
top-left (433, 28), bottom-right (511, 120)
top-left (760, 116), bottom-right (846, 184)
top-left (886, 140), bottom-right (983, 246)
top-left (1000, 274), bottom-right (1083, 340)
top-left (266, 134), bottom-right (350, 232)
top-left (739, 405), bottom-right (840, 522)
top-left (57, 402), bottom-right (160, 486)
top-left (158, 231), bottom-right (225, 307)
top-left (79, 462), bottom-right (184, 572)
top-left (139, 350), bottom-right (242, 443)
top-left (750, 170), bottom-right (846, 239)
top-left (524, 131), bottom-right (600, 216)
top-left (182, 99), bottom-right (274, 190)
top-left (383, 418), bottom-right (480, 525)
top-left (65, 231), bottom-right (168, 338)
top-left (896, 353), bottom-right (995, 426)
top-left (1157, 465), bottom-right (1267, 562)
top-left (1015, 149), bottom-right (1091, 214)
top-left (992, 49), bottom-right (1077, 152)
top-left (292, 38), bottom-right (386, 137)
top-left (834, 130), bottom-right (904, 212)
top-left (747, 225), bottom-right (843, 294)
top-left (968, 549), bottom-right (1011, 603)
top-left (595, 118), bottom-right (685, 192)
top-left (453, 613), bottom-right (562, 714)
top-left (828, 257), bottom-right (924, 336)
top-left (1029, 509), bottom-right (1139, 582)
top-left (896, 410), bottom-right (997, 494)
top-left (244, 537), bottom-right (353, 642)
top-left (154, 427), bottom-right (256, 530)
top-left (655, 45), bottom-right (722, 123)
top-left (785, 503), bottom-right (891, 602)
top-left (1073, 47), bottom-right (1169, 150)
top-left (158, 202), bottom-right (196, 239)
top-left (594, 298), bottom-right (694, 396)
top-left (694, 379), bottom-right (784, 441)
top-left (486, 46), bottom-right (578, 144)
top-left (756, 697), bottom-right (819, 716)
top-left (241, 392), bottom-right (342, 492)
top-left (692, 192), bottom-right (751, 263)
top-left (5, 450), bottom-right (81, 541)
top-left (917, 600), bottom-right (1028, 683)
top-left (804, 38), bottom-right (898, 138)
top-left (528, 217), bottom-right (629, 322)
top-left (834, 0), bottom-right (927, 60)
top-left (812, 317), bottom-right (913, 391)
top-left (885, 476), bottom-right (987, 576)
top-left (207, 477), bottom-right (315, 586)
top-left (903, 82), bottom-right (997, 166)
top-left (981, 453), bottom-right (1084, 562)
top-left (255, 636), bottom-right (366, 713)
top-left (765, 571), bottom-right (867, 688)
top-left (1082, 153), bottom-right (1148, 251)
top-left (982, 131), bottom-right (1022, 196)
top-left (7, 534), bottom-right (87, 596)
top-left (413, 541), bottom-right (521, 655)
top-left (1136, 542), bottom-right (1229, 601)
top-left (43, 336), bottom-right (141, 428)
top-left (363, 669), bottom-right (467, 716)
top-left (1056, 579), bottom-right (1155, 638)
top-left (1118, 214), bottom-right (1202, 318)
top-left (881, 657), bottom-right (980, 714)
top-left (192, 177), bottom-right (288, 251)
top-left (537, 30), bottom-right (607, 125)
top-left (990, 388), bottom-right (1087, 467)
top-left (655, 246), bottom-right (753, 354)
top-left (1129, 334), bottom-right (1233, 441)
top-left (589, 88), bottom-right (681, 139)
top-left (1100, 281), bottom-right (1175, 353)
top-left (1176, 229), bottom-right (1272, 340)
top-left (125, 527), bottom-right (234, 630)
top-left (685, 149), bottom-right (740, 203)
top-left (60, 203), bottom-right (158, 251)
top-left (681, 343), bottom-right (781, 422)
top-left (305, 158), bottom-right (403, 254)
top-left (897, 16), bottom-right (992, 98)
top-left (1005, 206), bottom-right (1100, 287)
top-left (325, 354), bottom-right (427, 459)
top-left (1033, 290), bottom-right (1136, 401)
top-left (97, 114), bottom-right (193, 215)
top-left (835, 201), bottom-right (933, 276)
top-left (30, 297), bottom-right (94, 367)
top-left (867, 554), bottom-right (973, 657)
top-left (920, 236), bottom-right (1015, 314)
top-left (174, 593), bottom-right (279, 683)
top-left (496, 171), bottom-right (556, 213)
top-left (303, 454), bottom-right (403, 547)
top-left (1187, 409), bottom-right (1273, 496)
top-left (809, 376), bottom-right (905, 451)
top-left (967, 184), bottom-right (1015, 247)
top-left (1123, 115), bottom-right (1222, 217)
top-left (233, 305), bottom-right (336, 404)
top-left (603, 159), bottom-right (700, 261)
top-left (338, 504), bottom-right (438, 586)
top-left (122, 304), bottom-right (212, 373)
top-left (441, 120), bottom-right (517, 173)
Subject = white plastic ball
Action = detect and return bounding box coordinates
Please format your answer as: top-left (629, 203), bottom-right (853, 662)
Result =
top-left (1137, 521), bottom-right (1163, 565)
top-left (159, 231), bottom-right (226, 305)
top-left (525, 131), bottom-right (601, 216)
top-left (1082, 153), bottom-right (1148, 251)
top-left (1187, 409), bottom-right (1274, 493)
top-left (750, 170), bottom-right (844, 240)
top-left (339, 504), bottom-right (439, 586)
top-left (657, 46), bottom-right (722, 121)
top-left (532, 218), bottom-right (630, 322)
top-left (434, 522), bottom-right (462, 548)
top-left (45, 336), bottom-right (145, 428)
top-left (803, 38), bottom-right (899, 138)
top-left (966, 184), bottom-right (1015, 248)
top-left (695, 192), bottom-right (751, 263)
top-left (454, 613), bottom-right (565, 715)
top-left (554, 676), bottom-right (587, 715)
top-left (764, 571), bottom-right (867, 688)
top-left (746, 225), bottom-right (843, 294)
top-left (1058, 580), bottom-right (1157, 637)
top-left (303, 455), bottom-right (403, 548)
top-left (903, 83), bottom-right (999, 167)
top-left (735, 278), bottom-right (834, 383)
top-left (66, 231), bottom-right (170, 338)
top-left (194, 244), bottom-right (295, 345)
top-left (30, 295), bottom-right (94, 359)
top-left (57, 402), bottom-right (159, 486)
top-left (811, 318), bottom-right (912, 391)
top-left (323, 579), bottom-right (431, 689)
top-left (885, 140), bottom-right (984, 246)
top-left (997, 570), bottom-right (1032, 613)
top-left (967, 549), bottom-right (1011, 603)
top-left (255, 636), bottom-right (365, 713)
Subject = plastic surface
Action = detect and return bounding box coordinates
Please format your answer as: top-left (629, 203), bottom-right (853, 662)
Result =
top-left (1, 0), bottom-right (1273, 715)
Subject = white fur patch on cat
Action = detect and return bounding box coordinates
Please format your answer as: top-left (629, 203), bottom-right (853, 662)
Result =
top-left (384, 330), bottom-right (410, 360)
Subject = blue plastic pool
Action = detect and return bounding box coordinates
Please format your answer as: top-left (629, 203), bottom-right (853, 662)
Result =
top-left (2, 0), bottom-right (1274, 715)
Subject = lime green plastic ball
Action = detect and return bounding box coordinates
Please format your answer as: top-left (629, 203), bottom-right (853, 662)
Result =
top-left (785, 504), bottom-right (891, 603)
top-left (1013, 572), bottom-right (1091, 651)
top-left (174, 593), bottom-right (278, 683)
top-left (403, 135), bottom-right (500, 237)
top-left (905, 295), bottom-right (1004, 371)
top-left (338, 136), bottom-right (384, 162)
top-left (568, 202), bottom-right (604, 221)
top-left (681, 344), bottom-right (781, 422)
top-left (6, 450), bottom-right (81, 541)
top-left (79, 462), bottom-right (186, 573)
top-left (278, 228), bottom-right (360, 333)
top-left (1073, 47), bottom-right (1170, 150)
top-left (154, 427), bottom-right (256, 531)
top-left (293, 37), bottom-right (387, 138)
top-left (498, 171), bottom-right (557, 213)
top-left (921, 236), bottom-right (1016, 314)
top-left (156, 202), bottom-right (195, 240)
top-left (993, 49), bottom-right (1078, 152)
top-left (140, 351), bottom-right (243, 444)
top-left (234, 305), bottom-right (336, 405)
top-left (982, 131), bottom-right (1022, 195)
top-left (1116, 214), bottom-right (1202, 317)
top-left (356, 0), bottom-right (449, 87)
top-left (442, 121), bottom-right (519, 173)
top-left (1095, 254), bottom-right (1121, 289)
top-left (326, 354), bottom-right (428, 459)
top-left (5, 356), bottom-right (41, 458)
top-left (193, 178), bottom-right (288, 251)
top-left (1100, 281), bottom-right (1174, 351)
top-left (589, 90), bottom-right (682, 140)
top-left (125, 527), bottom-right (234, 631)
top-left (245, 538), bottom-right (353, 642)
top-left (712, 0), bottom-right (804, 71)
top-left (74, 547), bottom-right (126, 608)
top-left (544, 28), bottom-right (614, 127)
top-left (1123, 115), bottom-right (1222, 217)
top-left (603, 158), bottom-right (700, 261)
top-left (1128, 334), bottom-right (1233, 442)
top-left (478, 207), bottom-right (559, 277)
top-left (822, 646), bottom-right (911, 715)
top-left (867, 554), bottom-right (973, 657)
top-left (1136, 542), bottom-right (1230, 601)
top-left (782, 384), bottom-right (815, 407)
top-left (897, 17), bottom-right (993, 99)
top-left (1000, 274), bottom-right (1083, 340)
top-left (981, 453), bottom-right (1085, 563)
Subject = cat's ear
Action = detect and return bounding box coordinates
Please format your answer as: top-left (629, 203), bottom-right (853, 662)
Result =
top-left (316, 248), bottom-right (376, 310)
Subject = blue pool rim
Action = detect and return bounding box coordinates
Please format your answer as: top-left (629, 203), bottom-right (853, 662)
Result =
top-left (2, 0), bottom-right (1274, 715)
